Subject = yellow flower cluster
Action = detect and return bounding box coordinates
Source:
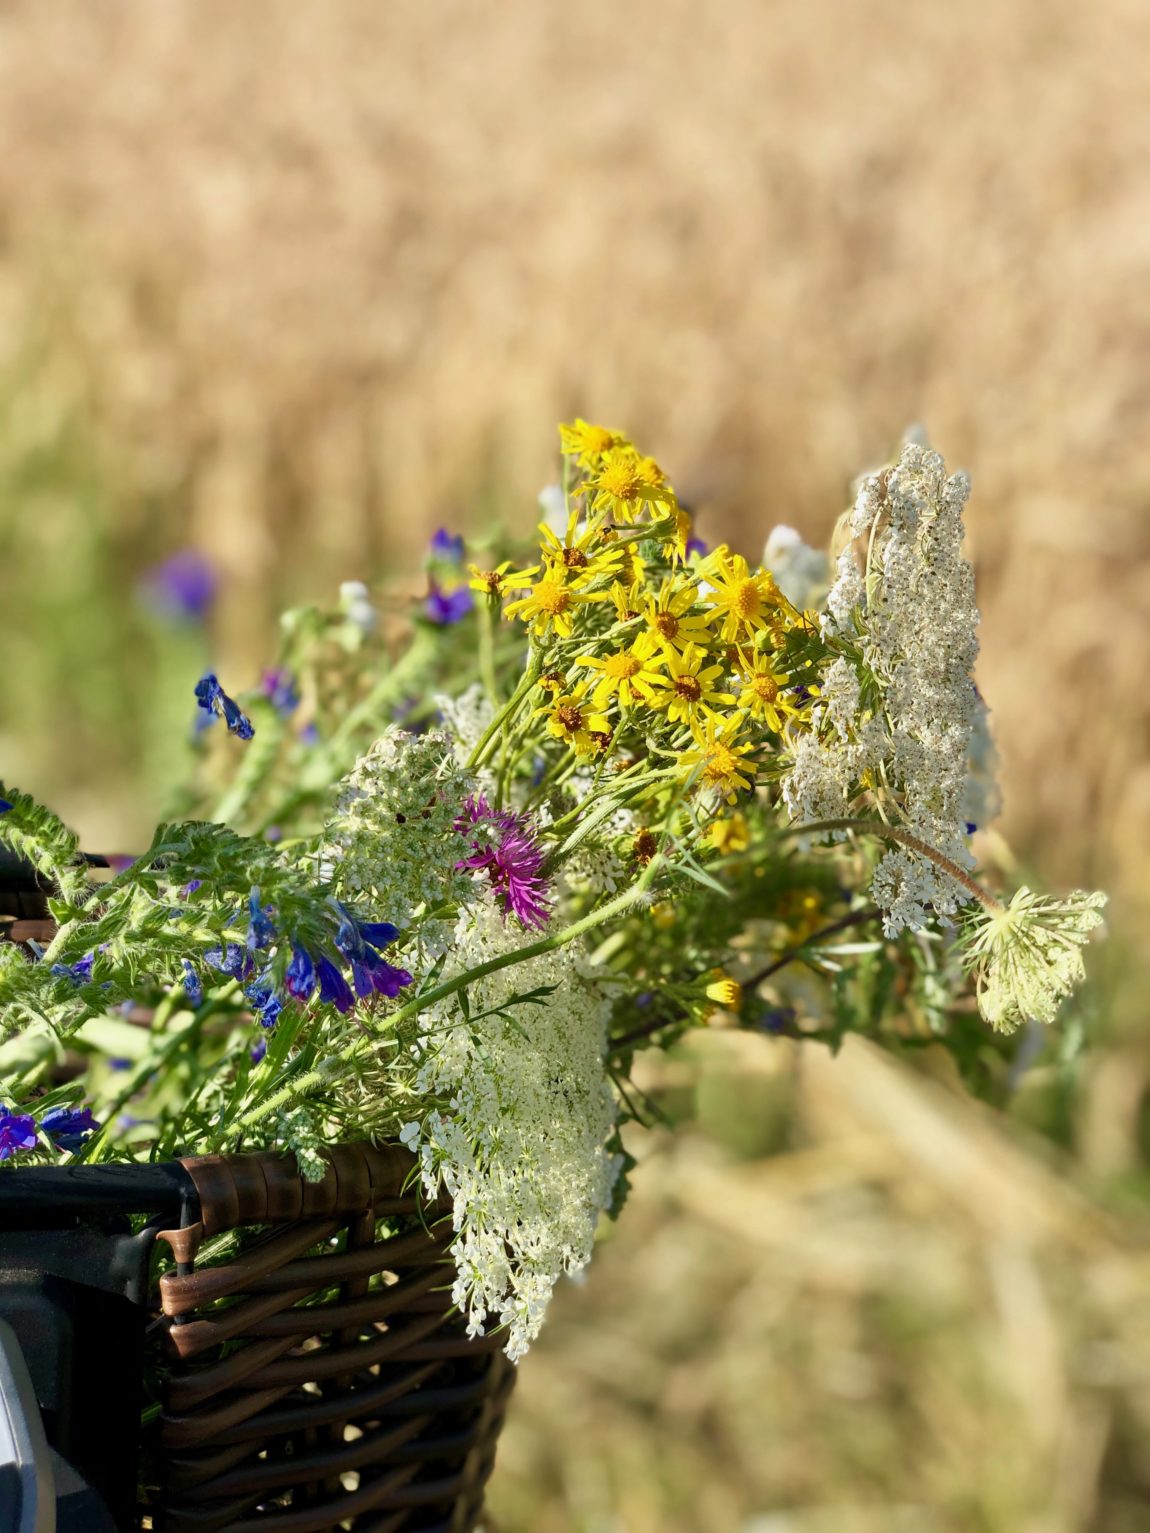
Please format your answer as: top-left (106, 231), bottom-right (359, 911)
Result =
top-left (497, 421), bottom-right (816, 805)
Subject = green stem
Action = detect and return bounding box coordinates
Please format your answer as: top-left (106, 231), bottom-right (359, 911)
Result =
top-left (779, 818), bottom-right (1002, 913)
top-left (79, 984), bottom-right (241, 1163)
top-left (467, 655), bottom-right (542, 770)
top-left (477, 597), bottom-right (500, 707)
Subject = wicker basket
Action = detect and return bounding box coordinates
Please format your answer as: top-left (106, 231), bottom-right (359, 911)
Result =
top-left (1, 895), bottom-right (515, 1530)
top-left (141, 1142), bottom-right (515, 1533)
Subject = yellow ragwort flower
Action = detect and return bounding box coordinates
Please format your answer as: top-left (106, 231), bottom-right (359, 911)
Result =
top-left (537, 520), bottom-right (624, 585)
top-left (665, 505), bottom-right (695, 564)
top-left (646, 642), bottom-right (735, 729)
top-left (711, 812), bottom-right (750, 855)
top-left (680, 717), bottom-right (758, 803)
top-left (700, 547), bottom-right (784, 641)
top-left (579, 632), bottom-right (667, 711)
top-left (536, 683), bottom-right (613, 755)
top-left (468, 561), bottom-right (538, 599)
top-left (641, 577), bottom-right (713, 653)
top-left (504, 567), bottom-right (610, 639)
top-left (586, 448), bottom-right (676, 524)
top-left (559, 418), bottom-right (626, 467)
top-left (731, 651), bottom-right (796, 733)
top-left (704, 971), bottom-right (744, 1013)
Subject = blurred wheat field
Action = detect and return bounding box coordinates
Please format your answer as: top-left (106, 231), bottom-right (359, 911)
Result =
top-left (0, 2), bottom-right (1147, 1528)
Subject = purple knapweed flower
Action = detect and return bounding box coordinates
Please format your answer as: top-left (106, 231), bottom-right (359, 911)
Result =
top-left (429, 529), bottom-right (466, 564)
top-left (194, 674), bottom-right (255, 740)
top-left (260, 668), bottom-right (300, 717)
top-left (455, 795), bottom-right (552, 929)
top-left (40, 1105), bottom-right (98, 1152)
top-left (0, 1109), bottom-right (38, 1161)
top-left (246, 888), bottom-right (276, 951)
top-left (424, 581), bottom-right (474, 626)
top-left (142, 550), bottom-right (217, 623)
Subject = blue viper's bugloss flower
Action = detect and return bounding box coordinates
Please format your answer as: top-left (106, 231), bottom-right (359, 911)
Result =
top-left (195, 674), bottom-right (255, 740)
top-left (51, 952), bottom-right (96, 985)
top-left (284, 944), bottom-right (316, 1001)
top-left (298, 721), bottom-right (320, 746)
top-left (142, 550), bottom-right (217, 623)
top-left (316, 955), bottom-right (354, 1014)
top-left (246, 888), bottom-right (277, 951)
top-left (429, 529), bottom-right (466, 564)
top-left (686, 536), bottom-right (708, 560)
top-left (250, 1037), bottom-right (267, 1065)
top-left (40, 1105), bottom-right (98, 1152)
top-left (205, 943), bottom-right (255, 982)
top-left (351, 951), bottom-right (413, 1000)
top-left (0, 799), bottom-right (11, 814)
top-left (182, 960), bottom-right (203, 1007)
top-left (246, 978), bottom-right (284, 1030)
top-left (0, 1110), bottom-right (38, 1160)
top-left (260, 668), bottom-right (300, 716)
top-left (424, 581), bottom-right (474, 626)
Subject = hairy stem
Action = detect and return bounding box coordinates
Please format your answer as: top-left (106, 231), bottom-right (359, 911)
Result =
top-left (780, 818), bottom-right (1003, 912)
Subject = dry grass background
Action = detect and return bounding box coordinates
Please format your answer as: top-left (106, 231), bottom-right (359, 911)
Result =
top-left (0, 2), bottom-right (1147, 1527)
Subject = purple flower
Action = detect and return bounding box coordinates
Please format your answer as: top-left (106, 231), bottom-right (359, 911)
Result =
top-left (246, 888), bottom-right (276, 950)
top-left (205, 943), bottom-right (255, 982)
top-left (686, 536), bottom-right (708, 560)
top-left (455, 795), bottom-right (552, 929)
top-left (40, 1105), bottom-right (98, 1152)
top-left (298, 721), bottom-right (320, 746)
top-left (0, 799), bottom-right (12, 815)
top-left (182, 960), bottom-right (203, 1007)
top-left (284, 944), bottom-right (316, 1001)
top-left (424, 581), bottom-right (474, 626)
top-left (245, 977), bottom-right (283, 1030)
top-left (429, 529), bottom-right (465, 564)
top-left (260, 668), bottom-right (300, 717)
top-left (142, 550), bottom-right (217, 623)
top-left (181, 880), bottom-right (203, 899)
top-left (0, 1109), bottom-right (38, 1160)
top-left (194, 674), bottom-right (255, 740)
top-left (316, 955), bottom-right (354, 1014)
top-left (51, 952), bottom-right (96, 985)
top-left (350, 949), bottom-right (413, 1000)
top-left (250, 1037), bottom-right (268, 1065)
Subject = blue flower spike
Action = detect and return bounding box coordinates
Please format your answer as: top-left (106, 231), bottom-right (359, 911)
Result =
top-left (285, 944), bottom-right (317, 1001)
top-left (40, 1106), bottom-right (98, 1152)
top-left (429, 529), bottom-right (465, 564)
top-left (182, 960), bottom-right (204, 1007)
top-left (0, 1109), bottom-right (38, 1160)
top-left (424, 582), bottom-right (474, 626)
top-left (194, 673), bottom-right (255, 740)
top-left (246, 888), bottom-right (277, 951)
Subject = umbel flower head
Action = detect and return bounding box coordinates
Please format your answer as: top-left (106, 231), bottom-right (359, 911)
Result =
top-left (961, 887), bottom-right (1108, 1033)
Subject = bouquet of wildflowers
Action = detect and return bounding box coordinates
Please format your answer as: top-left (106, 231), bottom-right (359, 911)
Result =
top-left (0, 423), bottom-right (1106, 1358)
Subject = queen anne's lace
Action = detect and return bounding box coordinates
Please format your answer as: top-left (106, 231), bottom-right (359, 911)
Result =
top-left (787, 439), bottom-right (998, 935)
top-left (324, 727), bottom-right (477, 926)
top-left (401, 898), bottom-right (619, 1361)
